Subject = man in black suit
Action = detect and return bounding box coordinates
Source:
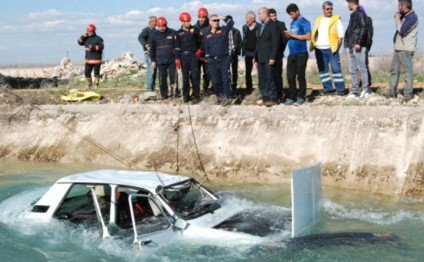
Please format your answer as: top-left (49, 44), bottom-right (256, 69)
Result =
top-left (269, 8), bottom-right (289, 102)
top-left (256, 7), bottom-right (281, 107)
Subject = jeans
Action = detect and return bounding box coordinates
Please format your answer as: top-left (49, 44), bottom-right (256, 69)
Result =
top-left (389, 50), bottom-right (414, 95)
top-left (287, 53), bottom-right (308, 100)
top-left (158, 63), bottom-right (176, 98)
top-left (258, 62), bottom-right (277, 101)
top-left (209, 56), bottom-right (231, 99)
top-left (315, 48), bottom-right (345, 93)
top-left (145, 55), bottom-right (157, 91)
top-left (349, 47), bottom-right (369, 94)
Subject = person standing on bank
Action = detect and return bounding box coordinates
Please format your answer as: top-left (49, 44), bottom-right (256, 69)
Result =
top-left (149, 17), bottom-right (178, 100)
top-left (256, 7), bottom-right (280, 107)
top-left (241, 11), bottom-right (261, 95)
top-left (284, 4), bottom-right (311, 106)
top-left (175, 12), bottom-right (202, 104)
top-left (269, 8), bottom-right (289, 102)
top-left (227, 16), bottom-right (242, 95)
top-left (310, 1), bottom-right (346, 96)
top-left (358, 5), bottom-right (374, 88)
top-left (204, 14), bottom-right (234, 106)
top-left (138, 16), bottom-right (157, 92)
top-left (344, 0), bottom-right (370, 99)
top-left (195, 7), bottom-right (212, 95)
top-left (384, 0), bottom-right (418, 102)
top-left (78, 24), bottom-right (104, 90)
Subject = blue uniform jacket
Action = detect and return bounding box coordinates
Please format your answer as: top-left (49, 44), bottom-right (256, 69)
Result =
top-left (204, 18), bottom-right (234, 58)
top-left (149, 28), bottom-right (177, 64)
top-left (175, 26), bottom-right (202, 60)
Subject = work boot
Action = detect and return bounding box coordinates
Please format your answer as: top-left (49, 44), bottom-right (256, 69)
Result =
top-left (403, 93), bottom-right (414, 103)
top-left (85, 77), bottom-right (93, 91)
top-left (191, 97), bottom-right (201, 104)
top-left (94, 78), bottom-right (100, 91)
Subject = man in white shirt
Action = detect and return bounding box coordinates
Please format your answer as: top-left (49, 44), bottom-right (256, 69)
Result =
top-left (310, 1), bottom-right (346, 95)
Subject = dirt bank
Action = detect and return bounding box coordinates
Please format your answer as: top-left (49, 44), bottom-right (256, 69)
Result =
top-left (0, 103), bottom-right (423, 198)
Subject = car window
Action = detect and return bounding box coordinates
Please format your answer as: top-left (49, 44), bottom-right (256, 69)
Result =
top-left (54, 184), bottom-right (111, 226)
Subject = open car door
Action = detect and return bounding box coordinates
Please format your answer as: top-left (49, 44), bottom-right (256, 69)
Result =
top-left (128, 194), bottom-right (184, 249)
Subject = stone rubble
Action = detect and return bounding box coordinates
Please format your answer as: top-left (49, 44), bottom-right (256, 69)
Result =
top-left (45, 52), bottom-right (147, 80)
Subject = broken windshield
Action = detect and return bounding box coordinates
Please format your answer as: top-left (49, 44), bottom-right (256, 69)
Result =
top-left (161, 179), bottom-right (220, 220)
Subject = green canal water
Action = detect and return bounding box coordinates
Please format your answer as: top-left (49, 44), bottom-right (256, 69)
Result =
top-left (0, 160), bottom-right (423, 261)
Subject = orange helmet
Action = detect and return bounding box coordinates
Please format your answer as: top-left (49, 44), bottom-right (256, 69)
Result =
top-left (156, 17), bottom-right (167, 27)
top-left (198, 7), bottom-right (208, 18)
top-left (179, 12), bottom-right (191, 22)
top-left (87, 24), bottom-right (96, 32)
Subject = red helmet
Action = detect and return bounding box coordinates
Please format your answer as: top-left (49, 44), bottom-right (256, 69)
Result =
top-left (198, 7), bottom-right (208, 18)
top-left (179, 12), bottom-right (191, 22)
top-left (87, 24), bottom-right (96, 32)
top-left (156, 17), bottom-right (167, 27)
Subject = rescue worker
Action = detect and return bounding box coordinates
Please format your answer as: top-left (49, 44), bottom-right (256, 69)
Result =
top-left (204, 14), bottom-right (234, 106)
top-left (138, 16), bottom-right (157, 91)
top-left (175, 12), bottom-right (202, 104)
top-left (194, 7), bottom-right (212, 95)
top-left (77, 24), bottom-right (104, 90)
top-left (149, 17), bottom-right (179, 100)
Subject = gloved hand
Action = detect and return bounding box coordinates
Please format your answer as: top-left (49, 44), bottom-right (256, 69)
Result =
top-left (195, 49), bottom-right (202, 57)
top-left (175, 59), bottom-right (182, 69)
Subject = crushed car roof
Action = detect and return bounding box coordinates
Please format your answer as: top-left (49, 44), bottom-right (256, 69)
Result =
top-left (57, 170), bottom-right (189, 191)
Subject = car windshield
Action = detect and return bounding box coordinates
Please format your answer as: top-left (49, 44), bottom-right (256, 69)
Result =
top-left (161, 179), bottom-right (220, 220)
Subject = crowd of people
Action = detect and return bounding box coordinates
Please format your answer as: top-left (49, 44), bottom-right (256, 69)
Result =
top-left (78, 0), bottom-right (419, 106)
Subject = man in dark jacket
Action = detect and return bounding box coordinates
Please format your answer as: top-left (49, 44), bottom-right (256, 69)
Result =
top-left (138, 16), bottom-right (157, 91)
top-left (175, 12), bottom-right (202, 104)
top-left (149, 17), bottom-right (178, 100)
top-left (204, 15), bottom-right (234, 106)
top-left (227, 16), bottom-right (242, 94)
top-left (269, 8), bottom-right (289, 102)
top-left (194, 7), bottom-right (212, 95)
top-left (78, 24), bottom-right (104, 90)
top-left (242, 11), bottom-right (261, 95)
top-left (344, 0), bottom-right (370, 99)
top-left (256, 7), bottom-right (281, 107)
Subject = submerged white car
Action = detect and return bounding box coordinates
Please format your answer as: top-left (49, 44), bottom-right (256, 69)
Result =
top-left (29, 166), bottom-right (398, 249)
top-left (29, 170), bottom-right (261, 248)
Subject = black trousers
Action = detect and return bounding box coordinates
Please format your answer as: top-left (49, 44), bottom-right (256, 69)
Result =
top-left (275, 58), bottom-right (284, 100)
top-left (181, 53), bottom-right (200, 99)
top-left (158, 63), bottom-right (176, 99)
top-left (287, 53), bottom-right (308, 100)
top-left (244, 56), bottom-right (254, 92)
top-left (198, 58), bottom-right (210, 91)
top-left (85, 64), bottom-right (101, 78)
top-left (230, 54), bottom-right (238, 91)
top-left (258, 62), bottom-right (277, 101)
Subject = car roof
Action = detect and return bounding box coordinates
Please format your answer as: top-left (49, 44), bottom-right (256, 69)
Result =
top-left (57, 170), bottom-right (190, 192)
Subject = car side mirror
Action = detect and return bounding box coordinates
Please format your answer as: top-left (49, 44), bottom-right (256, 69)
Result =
top-left (174, 218), bottom-right (189, 230)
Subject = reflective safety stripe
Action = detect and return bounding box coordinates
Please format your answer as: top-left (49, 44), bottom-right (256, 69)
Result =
top-left (321, 77), bottom-right (332, 83)
top-left (320, 73), bottom-right (330, 77)
top-left (333, 73), bottom-right (343, 77)
top-left (334, 78), bottom-right (345, 83)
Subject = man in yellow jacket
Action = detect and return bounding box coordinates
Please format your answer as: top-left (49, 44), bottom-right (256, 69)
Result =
top-left (310, 1), bottom-right (345, 96)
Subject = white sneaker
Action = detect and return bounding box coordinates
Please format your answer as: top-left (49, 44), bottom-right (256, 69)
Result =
top-left (360, 90), bottom-right (371, 99)
top-left (256, 99), bottom-right (263, 105)
top-left (346, 92), bottom-right (359, 99)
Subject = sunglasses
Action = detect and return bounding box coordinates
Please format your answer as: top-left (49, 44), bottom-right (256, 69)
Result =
top-left (212, 19), bottom-right (219, 22)
top-left (326, 7), bottom-right (333, 11)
